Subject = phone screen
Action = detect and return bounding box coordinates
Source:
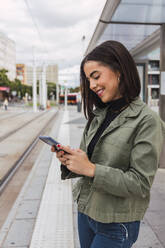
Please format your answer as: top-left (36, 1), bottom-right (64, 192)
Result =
top-left (39, 135), bottom-right (69, 153)
top-left (39, 136), bottom-right (60, 147)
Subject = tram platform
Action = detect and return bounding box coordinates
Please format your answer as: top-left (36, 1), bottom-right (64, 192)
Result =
top-left (0, 105), bottom-right (165, 248)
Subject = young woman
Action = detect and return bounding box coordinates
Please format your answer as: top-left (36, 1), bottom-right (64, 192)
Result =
top-left (51, 40), bottom-right (165, 248)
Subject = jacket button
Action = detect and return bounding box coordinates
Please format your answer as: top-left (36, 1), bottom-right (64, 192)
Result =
top-left (142, 194), bottom-right (146, 198)
top-left (79, 204), bottom-right (85, 210)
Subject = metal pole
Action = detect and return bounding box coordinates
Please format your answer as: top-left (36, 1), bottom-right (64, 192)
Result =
top-left (56, 82), bottom-right (59, 106)
top-left (42, 63), bottom-right (47, 109)
top-left (64, 86), bottom-right (67, 111)
top-left (41, 70), bottom-right (44, 108)
top-left (32, 49), bottom-right (37, 112)
top-left (46, 83), bottom-right (47, 108)
top-left (159, 24), bottom-right (165, 121)
top-left (39, 77), bottom-right (42, 106)
top-left (82, 35), bottom-right (85, 57)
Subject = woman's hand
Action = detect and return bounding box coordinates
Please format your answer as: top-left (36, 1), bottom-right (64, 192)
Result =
top-left (51, 145), bottom-right (95, 177)
top-left (51, 145), bottom-right (66, 164)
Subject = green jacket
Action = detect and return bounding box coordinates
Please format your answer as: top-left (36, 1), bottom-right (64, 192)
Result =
top-left (62, 98), bottom-right (165, 223)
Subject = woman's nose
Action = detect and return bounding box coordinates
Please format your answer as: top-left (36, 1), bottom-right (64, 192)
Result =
top-left (90, 80), bottom-right (97, 90)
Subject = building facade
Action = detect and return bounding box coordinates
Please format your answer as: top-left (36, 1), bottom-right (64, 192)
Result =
top-left (26, 64), bottom-right (58, 85)
top-left (0, 32), bottom-right (16, 81)
top-left (16, 64), bottom-right (27, 84)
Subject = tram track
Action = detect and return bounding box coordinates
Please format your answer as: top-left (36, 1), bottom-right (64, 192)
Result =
top-left (0, 111), bottom-right (25, 122)
top-left (0, 111), bottom-right (49, 142)
top-left (0, 107), bottom-right (64, 232)
top-left (0, 109), bottom-right (60, 195)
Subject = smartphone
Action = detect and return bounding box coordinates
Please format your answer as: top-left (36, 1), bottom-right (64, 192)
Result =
top-left (39, 136), bottom-right (62, 151)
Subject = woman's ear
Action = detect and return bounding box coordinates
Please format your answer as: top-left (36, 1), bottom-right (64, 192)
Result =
top-left (117, 72), bottom-right (120, 82)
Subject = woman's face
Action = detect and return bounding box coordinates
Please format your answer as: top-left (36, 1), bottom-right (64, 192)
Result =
top-left (84, 61), bottom-right (122, 103)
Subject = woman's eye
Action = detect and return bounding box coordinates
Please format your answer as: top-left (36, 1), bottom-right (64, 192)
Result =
top-left (94, 75), bottom-right (99, 80)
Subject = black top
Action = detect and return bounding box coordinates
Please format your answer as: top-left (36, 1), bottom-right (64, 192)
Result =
top-left (87, 98), bottom-right (128, 160)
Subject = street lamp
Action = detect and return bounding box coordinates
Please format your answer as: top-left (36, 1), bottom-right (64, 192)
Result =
top-left (81, 35), bottom-right (86, 57)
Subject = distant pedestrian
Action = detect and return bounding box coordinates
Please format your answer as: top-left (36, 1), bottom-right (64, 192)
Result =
top-left (51, 40), bottom-right (165, 248)
top-left (3, 98), bottom-right (8, 110)
top-left (77, 92), bottom-right (82, 112)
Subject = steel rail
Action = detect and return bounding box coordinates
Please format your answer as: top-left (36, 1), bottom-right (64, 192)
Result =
top-left (0, 111), bottom-right (49, 142)
top-left (0, 110), bottom-right (59, 194)
top-left (0, 112), bottom-right (26, 121)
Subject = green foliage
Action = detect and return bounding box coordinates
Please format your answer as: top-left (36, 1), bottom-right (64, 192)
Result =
top-left (0, 69), bottom-right (10, 86)
top-left (47, 82), bottom-right (56, 99)
top-left (0, 69), bottom-right (57, 100)
top-left (0, 69), bottom-right (32, 98)
top-left (69, 86), bottom-right (80, 93)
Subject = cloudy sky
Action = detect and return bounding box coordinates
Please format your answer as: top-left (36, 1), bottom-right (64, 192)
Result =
top-left (0, 0), bottom-right (106, 86)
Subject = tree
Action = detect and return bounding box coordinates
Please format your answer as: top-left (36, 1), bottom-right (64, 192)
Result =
top-left (11, 79), bottom-right (32, 98)
top-left (0, 68), bottom-right (32, 99)
top-left (0, 69), bottom-right (10, 86)
top-left (69, 86), bottom-right (80, 93)
top-left (47, 82), bottom-right (56, 99)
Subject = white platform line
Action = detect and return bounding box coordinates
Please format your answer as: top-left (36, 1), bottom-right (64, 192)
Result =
top-left (30, 110), bottom-right (74, 248)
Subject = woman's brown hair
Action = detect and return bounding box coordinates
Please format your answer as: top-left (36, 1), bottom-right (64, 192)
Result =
top-left (80, 40), bottom-right (141, 121)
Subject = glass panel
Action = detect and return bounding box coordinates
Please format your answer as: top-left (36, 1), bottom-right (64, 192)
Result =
top-left (112, 0), bottom-right (165, 23)
top-left (148, 60), bottom-right (159, 70)
top-left (98, 24), bottom-right (159, 51)
top-left (151, 88), bottom-right (159, 99)
top-left (136, 63), bottom-right (146, 102)
top-left (148, 75), bottom-right (160, 85)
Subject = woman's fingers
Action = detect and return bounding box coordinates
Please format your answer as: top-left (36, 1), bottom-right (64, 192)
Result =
top-left (56, 150), bottom-right (64, 158)
top-left (51, 145), bottom-right (77, 167)
top-left (60, 145), bottom-right (75, 154)
top-left (51, 146), bottom-right (56, 152)
top-left (51, 146), bottom-right (65, 160)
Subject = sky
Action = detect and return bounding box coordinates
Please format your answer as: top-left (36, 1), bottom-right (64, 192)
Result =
top-left (0, 0), bottom-right (106, 87)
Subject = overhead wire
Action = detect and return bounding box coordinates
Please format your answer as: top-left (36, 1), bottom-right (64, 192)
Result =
top-left (23, 0), bottom-right (48, 56)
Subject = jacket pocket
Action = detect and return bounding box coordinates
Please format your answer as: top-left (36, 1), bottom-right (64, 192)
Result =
top-left (103, 138), bottom-right (131, 155)
top-left (93, 139), bottom-right (131, 171)
top-left (97, 222), bottom-right (126, 242)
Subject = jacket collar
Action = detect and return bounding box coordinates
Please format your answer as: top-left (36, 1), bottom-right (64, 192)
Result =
top-left (93, 97), bottom-right (146, 137)
top-left (93, 97), bottom-right (145, 118)
top-left (120, 97), bottom-right (146, 118)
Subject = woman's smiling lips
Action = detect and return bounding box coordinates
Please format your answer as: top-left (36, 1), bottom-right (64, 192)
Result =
top-left (96, 89), bottom-right (104, 97)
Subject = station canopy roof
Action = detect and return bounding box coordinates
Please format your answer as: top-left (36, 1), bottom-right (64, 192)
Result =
top-left (86, 0), bottom-right (165, 55)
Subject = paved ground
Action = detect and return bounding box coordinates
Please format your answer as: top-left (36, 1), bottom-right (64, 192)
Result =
top-left (0, 108), bottom-right (63, 247)
top-left (0, 107), bottom-right (57, 183)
